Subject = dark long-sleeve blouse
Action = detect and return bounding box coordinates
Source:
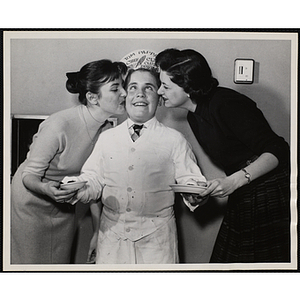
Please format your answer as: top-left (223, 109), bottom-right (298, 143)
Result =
top-left (187, 87), bottom-right (290, 175)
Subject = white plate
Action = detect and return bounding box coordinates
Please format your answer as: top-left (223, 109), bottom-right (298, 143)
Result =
top-left (60, 181), bottom-right (88, 190)
top-left (169, 184), bottom-right (207, 194)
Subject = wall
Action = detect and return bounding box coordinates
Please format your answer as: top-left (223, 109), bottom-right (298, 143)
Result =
top-left (10, 35), bottom-right (291, 143)
top-left (9, 32), bottom-right (292, 263)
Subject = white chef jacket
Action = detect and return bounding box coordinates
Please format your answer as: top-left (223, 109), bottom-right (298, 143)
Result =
top-left (70, 117), bottom-right (206, 243)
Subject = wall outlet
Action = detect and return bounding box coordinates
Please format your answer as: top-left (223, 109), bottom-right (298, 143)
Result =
top-left (234, 59), bottom-right (254, 84)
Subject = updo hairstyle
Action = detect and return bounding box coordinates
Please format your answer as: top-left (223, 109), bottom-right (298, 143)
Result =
top-left (155, 48), bottom-right (219, 103)
top-left (66, 59), bottom-right (127, 105)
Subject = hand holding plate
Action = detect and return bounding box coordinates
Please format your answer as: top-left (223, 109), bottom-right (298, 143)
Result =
top-left (170, 181), bottom-right (209, 206)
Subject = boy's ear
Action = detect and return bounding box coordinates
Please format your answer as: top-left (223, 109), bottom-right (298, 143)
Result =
top-left (86, 92), bottom-right (98, 105)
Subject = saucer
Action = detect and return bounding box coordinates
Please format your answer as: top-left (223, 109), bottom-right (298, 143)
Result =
top-left (60, 181), bottom-right (88, 190)
top-left (169, 184), bottom-right (207, 194)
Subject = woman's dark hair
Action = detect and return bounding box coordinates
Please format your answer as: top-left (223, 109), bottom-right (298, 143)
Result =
top-left (66, 59), bottom-right (127, 105)
top-left (155, 48), bottom-right (219, 103)
top-left (124, 67), bottom-right (161, 91)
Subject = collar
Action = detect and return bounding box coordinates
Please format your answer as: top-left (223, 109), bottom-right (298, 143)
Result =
top-left (127, 117), bottom-right (157, 129)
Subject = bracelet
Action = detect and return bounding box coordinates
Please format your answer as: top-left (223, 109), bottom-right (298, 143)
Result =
top-left (241, 168), bottom-right (251, 184)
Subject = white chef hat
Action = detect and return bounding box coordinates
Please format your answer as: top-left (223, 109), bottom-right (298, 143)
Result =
top-left (120, 49), bottom-right (158, 71)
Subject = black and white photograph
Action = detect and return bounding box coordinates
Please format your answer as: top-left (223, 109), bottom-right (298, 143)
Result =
top-left (2, 30), bottom-right (298, 273)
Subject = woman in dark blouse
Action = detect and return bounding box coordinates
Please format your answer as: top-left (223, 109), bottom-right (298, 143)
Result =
top-left (155, 48), bottom-right (290, 263)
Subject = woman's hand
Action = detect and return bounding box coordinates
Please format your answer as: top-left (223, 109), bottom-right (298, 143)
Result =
top-left (22, 174), bottom-right (78, 203)
top-left (181, 192), bottom-right (209, 206)
top-left (202, 176), bottom-right (240, 198)
top-left (86, 232), bottom-right (98, 264)
top-left (181, 180), bottom-right (209, 206)
top-left (200, 154), bottom-right (281, 199)
top-left (43, 181), bottom-right (79, 203)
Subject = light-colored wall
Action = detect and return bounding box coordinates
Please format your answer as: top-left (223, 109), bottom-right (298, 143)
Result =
top-left (11, 36), bottom-right (291, 143)
top-left (10, 33), bottom-right (291, 263)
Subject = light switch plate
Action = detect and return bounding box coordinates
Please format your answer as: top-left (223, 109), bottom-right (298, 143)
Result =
top-left (234, 59), bottom-right (254, 84)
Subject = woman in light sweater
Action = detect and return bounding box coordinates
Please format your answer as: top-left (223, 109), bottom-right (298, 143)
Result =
top-left (11, 59), bottom-right (127, 264)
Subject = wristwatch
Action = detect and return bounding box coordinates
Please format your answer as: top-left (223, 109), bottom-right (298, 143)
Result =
top-left (241, 168), bottom-right (251, 184)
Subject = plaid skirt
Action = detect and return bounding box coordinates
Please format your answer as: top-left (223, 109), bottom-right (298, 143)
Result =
top-left (210, 163), bottom-right (290, 263)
